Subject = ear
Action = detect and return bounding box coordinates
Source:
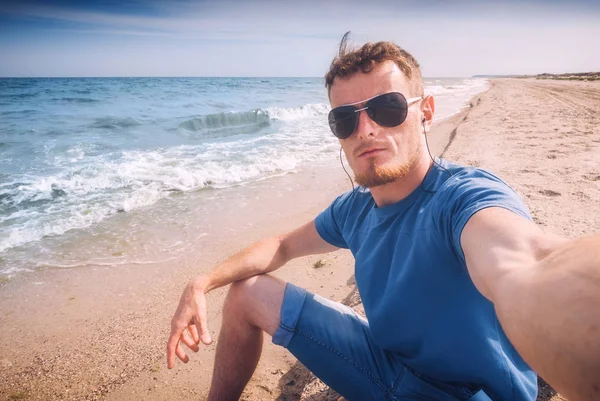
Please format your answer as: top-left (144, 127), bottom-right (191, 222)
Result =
top-left (421, 95), bottom-right (435, 133)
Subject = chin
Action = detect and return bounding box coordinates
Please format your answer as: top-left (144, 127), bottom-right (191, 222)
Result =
top-left (354, 162), bottom-right (412, 188)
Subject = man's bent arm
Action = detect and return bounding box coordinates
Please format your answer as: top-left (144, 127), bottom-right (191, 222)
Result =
top-left (167, 220), bottom-right (338, 368)
top-left (461, 207), bottom-right (600, 401)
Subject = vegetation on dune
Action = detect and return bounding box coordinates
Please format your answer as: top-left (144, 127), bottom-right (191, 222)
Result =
top-left (535, 72), bottom-right (600, 81)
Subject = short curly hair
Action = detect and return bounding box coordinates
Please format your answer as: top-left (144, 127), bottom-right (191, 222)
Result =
top-left (325, 32), bottom-right (424, 97)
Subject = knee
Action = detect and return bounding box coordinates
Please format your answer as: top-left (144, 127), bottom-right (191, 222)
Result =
top-left (224, 276), bottom-right (261, 314)
top-left (222, 275), bottom-right (286, 335)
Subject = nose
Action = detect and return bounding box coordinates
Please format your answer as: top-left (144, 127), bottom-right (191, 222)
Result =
top-left (354, 109), bottom-right (376, 140)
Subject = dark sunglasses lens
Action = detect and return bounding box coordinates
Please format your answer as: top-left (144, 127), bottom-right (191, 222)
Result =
top-left (367, 92), bottom-right (408, 127)
top-left (328, 107), bottom-right (357, 139)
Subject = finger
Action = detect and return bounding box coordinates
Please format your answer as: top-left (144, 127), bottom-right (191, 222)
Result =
top-left (166, 331), bottom-right (181, 369)
top-left (175, 342), bottom-right (189, 364)
top-left (195, 315), bottom-right (213, 345)
top-left (181, 331), bottom-right (200, 352)
top-left (188, 322), bottom-right (200, 344)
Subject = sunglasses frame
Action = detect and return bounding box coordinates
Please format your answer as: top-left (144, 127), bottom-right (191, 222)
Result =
top-left (328, 92), bottom-right (423, 139)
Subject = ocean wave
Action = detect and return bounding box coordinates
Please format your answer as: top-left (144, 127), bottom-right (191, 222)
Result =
top-left (179, 103), bottom-right (329, 134)
top-left (266, 103), bottom-right (329, 121)
top-left (205, 100), bottom-right (231, 109)
top-left (53, 97), bottom-right (100, 103)
top-left (0, 92), bottom-right (37, 99)
top-left (425, 79), bottom-right (489, 97)
top-left (1, 109), bottom-right (38, 116)
top-left (0, 179), bottom-right (69, 210)
top-left (91, 116), bottom-right (142, 129)
top-left (0, 203), bottom-right (114, 254)
top-left (425, 85), bottom-right (454, 95)
top-left (180, 109), bottom-right (271, 132)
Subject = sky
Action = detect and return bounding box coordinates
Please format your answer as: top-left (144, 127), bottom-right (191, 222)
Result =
top-left (1, 0), bottom-right (599, 77)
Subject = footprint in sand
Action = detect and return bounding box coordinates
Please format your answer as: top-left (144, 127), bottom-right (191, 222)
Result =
top-left (572, 191), bottom-right (591, 200)
top-left (583, 174), bottom-right (600, 182)
top-left (539, 189), bottom-right (561, 197)
top-left (532, 215), bottom-right (545, 225)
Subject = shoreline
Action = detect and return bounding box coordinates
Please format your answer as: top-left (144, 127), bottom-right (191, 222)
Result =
top-left (3, 78), bottom-right (599, 400)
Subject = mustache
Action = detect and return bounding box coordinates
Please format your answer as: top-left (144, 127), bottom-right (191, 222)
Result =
top-left (353, 142), bottom-right (386, 157)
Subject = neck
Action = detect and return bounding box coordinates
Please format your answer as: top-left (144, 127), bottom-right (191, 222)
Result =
top-left (368, 155), bottom-right (433, 208)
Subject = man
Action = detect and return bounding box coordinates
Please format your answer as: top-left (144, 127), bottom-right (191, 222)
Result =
top-left (166, 36), bottom-right (600, 401)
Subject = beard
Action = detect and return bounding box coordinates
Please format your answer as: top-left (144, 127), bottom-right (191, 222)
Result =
top-left (354, 155), bottom-right (418, 188)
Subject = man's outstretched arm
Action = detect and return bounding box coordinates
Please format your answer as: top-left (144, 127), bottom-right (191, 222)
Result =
top-left (461, 207), bottom-right (600, 401)
top-left (166, 220), bottom-right (338, 368)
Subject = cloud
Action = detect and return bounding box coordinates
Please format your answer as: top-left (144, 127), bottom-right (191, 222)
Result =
top-left (3, 0), bottom-right (599, 41)
top-left (1, 0), bottom-right (599, 77)
top-left (0, 1), bottom-right (350, 40)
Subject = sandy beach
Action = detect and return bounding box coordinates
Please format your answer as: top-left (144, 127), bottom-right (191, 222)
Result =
top-left (1, 78), bottom-right (599, 401)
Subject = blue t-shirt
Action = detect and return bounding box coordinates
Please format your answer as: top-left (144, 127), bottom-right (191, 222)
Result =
top-left (315, 159), bottom-right (538, 401)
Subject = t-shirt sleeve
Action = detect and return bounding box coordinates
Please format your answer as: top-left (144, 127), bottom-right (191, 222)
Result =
top-left (315, 193), bottom-right (351, 249)
top-left (436, 173), bottom-right (532, 264)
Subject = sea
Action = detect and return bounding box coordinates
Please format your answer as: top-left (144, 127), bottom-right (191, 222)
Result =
top-left (0, 77), bottom-right (488, 276)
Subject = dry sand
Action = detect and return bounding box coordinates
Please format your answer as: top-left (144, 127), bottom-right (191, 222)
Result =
top-left (1, 78), bottom-right (599, 400)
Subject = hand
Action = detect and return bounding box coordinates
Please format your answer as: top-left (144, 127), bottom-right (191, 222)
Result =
top-left (166, 276), bottom-right (213, 368)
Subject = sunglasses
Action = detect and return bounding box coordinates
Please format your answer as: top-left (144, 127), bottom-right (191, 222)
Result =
top-left (328, 92), bottom-right (423, 139)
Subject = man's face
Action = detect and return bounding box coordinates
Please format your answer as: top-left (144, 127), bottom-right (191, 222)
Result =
top-left (329, 61), bottom-right (423, 188)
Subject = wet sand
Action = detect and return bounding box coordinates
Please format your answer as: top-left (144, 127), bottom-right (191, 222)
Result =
top-left (1, 78), bottom-right (599, 400)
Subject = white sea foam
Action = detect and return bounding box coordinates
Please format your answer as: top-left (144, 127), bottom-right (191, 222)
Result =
top-left (427, 78), bottom-right (489, 120)
top-left (0, 130), bottom-right (335, 254)
top-left (265, 103), bottom-right (329, 121)
top-left (425, 85), bottom-right (454, 95)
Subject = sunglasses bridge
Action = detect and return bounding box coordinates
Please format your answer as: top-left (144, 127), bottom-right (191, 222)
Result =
top-left (328, 93), bottom-right (424, 139)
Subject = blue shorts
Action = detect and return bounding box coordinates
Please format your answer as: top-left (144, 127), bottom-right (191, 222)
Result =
top-left (272, 283), bottom-right (491, 401)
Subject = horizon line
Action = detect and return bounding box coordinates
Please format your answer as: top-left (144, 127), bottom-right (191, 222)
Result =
top-left (0, 75), bottom-right (492, 79)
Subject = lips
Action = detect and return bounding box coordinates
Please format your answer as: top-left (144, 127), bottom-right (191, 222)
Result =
top-left (357, 147), bottom-right (385, 157)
